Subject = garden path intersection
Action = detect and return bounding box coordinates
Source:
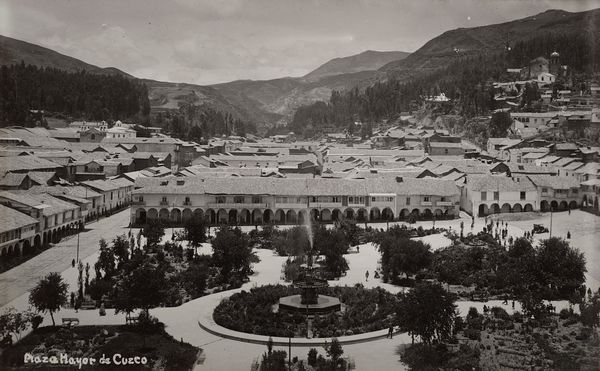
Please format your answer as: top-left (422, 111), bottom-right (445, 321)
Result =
top-left (0, 209), bottom-right (598, 370)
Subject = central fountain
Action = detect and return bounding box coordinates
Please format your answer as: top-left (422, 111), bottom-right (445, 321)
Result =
top-left (278, 217), bottom-right (341, 314)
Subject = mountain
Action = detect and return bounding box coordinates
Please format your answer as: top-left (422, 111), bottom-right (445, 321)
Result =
top-left (380, 8), bottom-right (600, 78)
top-left (303, 50), bottom-right (409, 81)
top-left (0, 34), bottom-right (131, 77)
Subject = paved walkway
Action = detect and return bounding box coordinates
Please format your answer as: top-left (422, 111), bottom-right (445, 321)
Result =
top-left (0, 209), bottom-right (131, 307)
top-left (2, 209), bottom-right (598, 371)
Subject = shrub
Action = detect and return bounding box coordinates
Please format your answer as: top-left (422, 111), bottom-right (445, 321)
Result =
top-left (307, 348), bottom-right (318, 366)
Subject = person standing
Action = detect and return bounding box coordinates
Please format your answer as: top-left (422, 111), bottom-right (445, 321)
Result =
top-left (388, 325), bottom-right (394, 339)
top-left (365, 270), bottom-right (369, 281)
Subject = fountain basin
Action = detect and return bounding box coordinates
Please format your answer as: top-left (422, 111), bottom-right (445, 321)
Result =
top-left (278, 294), bottom-right (341, 314)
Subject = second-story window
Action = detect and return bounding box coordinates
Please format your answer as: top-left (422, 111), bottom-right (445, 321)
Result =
top-left (424, 196), bottom-right (430, 202)
top-left (161, 196), bottom-right (168, 204)
top-left (216, 196), bottom-right (226, 204)
top-left (541, 187), bottom-right (548, 194)
top-left (185, 196), bottom-right (191, 204)
top-left (520, 191), bottom-right (526, 200)
top-left (252, 196), bottom-right (262, 204)
top-left (441, 197), bottom-right (446, 202)
top-left (234, 196), bottom-right (244, 203)
top-left (493, 191), bottom-right (499, 200)
top-left (481, 192), bottom-right (487, 201)
top-left (406, 197), bottom-right (411, 205)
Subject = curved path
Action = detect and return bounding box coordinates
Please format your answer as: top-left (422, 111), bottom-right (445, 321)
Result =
top-left (2, 210), bottom-right (597, 370)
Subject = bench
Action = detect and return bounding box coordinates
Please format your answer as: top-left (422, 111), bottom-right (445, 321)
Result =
top-left (62, 317), bottom-right (79, 326)
top-left (126, 316), bottom-right (139, 325)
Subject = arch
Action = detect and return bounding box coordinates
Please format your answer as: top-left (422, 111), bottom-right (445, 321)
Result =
top-left (298, 210), bottom-right (308, 225)
top-left (501, 203), bottom-right (512, 214)
top-left (357, 208), bottom-right (367, 222)
top-left (158, 208), bottom-right (169, 222)
top-left (22, 240), bottom-right (32, 255)
top-left (344, 208), bottom-right (354, 220)
top-left (444, 208), bottom-right (455, 217)
top-left (229, 209), bottom-right (238, 224)
top-left (34, 234), bottom-right (41, 249)
top-left (423, 209), bottom-right (433, 219)
top-left (310, 209), bottom-right (319, 222)
top-left (411, 208), bottom-right (420, 217)
top-left (524, 203), bottom-right (533, 212)
top-left (170, 208), bottom-right (182, 223)
top-left (399, 208), bottom-right (410, 219)
top-left (382, 207), bottom-right (394, 221)
top-left (478, 204), bottom-right (488, 216)
top-left (136, 208), bottom-right (147, 224)
top-left (182, 208), bottom-right (193, 222)
top-left (512, 203), bottom-right (523, 213)
top-left (252, 209), bottom-right (263, 224)
top-left (286, 210), bottom-right (297, 224)
top-left (569, 200), bottom-right (578, 209)
top-left (0, 246), bottom-right (6, 259)
top-left (217, 209), bottom-right (228, 224)
top-left (275, 209), bottom-right (286, 224)
top-left (369, 207), bottom-right (381, 221)
top-left (434, 209), bottom-right (443, 217)
top-left (559, 201), bottom-right (568, 211)
top-left (332, 209), bottom-right (341, 222)
top-left (206, 209), bottom-right (216, 224)
top-left (263, 209), bottom-right (273, 224)
top-left (540, 200), bottom-right (549, 212)
top-left (321, 209), bottom-right (332, 222)
top-left (240, 209), bottom-right (251, 224)
top-left (550, 200), bottom-right (558, 211)
top-left (490, 203), bottom-right (500, 214)
top-left (193, 208), bottom-right (204, 223)
top-left (43, 231), bottom-right (48, 246)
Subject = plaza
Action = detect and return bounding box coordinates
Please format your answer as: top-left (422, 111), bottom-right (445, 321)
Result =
top-left (1, 207), bottom-right (598, 370)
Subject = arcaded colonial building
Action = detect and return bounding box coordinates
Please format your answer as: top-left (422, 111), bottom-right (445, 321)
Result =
top-left (130, 176), bottom-right (461, 226)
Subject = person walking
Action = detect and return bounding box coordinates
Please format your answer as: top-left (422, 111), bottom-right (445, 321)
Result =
top-left (365, 270), bottom-right (369, 281)
top-left (387, 325), bottom-right (394, 339)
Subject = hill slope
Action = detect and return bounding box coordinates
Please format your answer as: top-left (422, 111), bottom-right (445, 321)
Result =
top-left (0, 35), bottom-right (131, 77)
top-left (380, 8), bottom-right (600, 78)
top-left (303, 50), bottom-right (409, 81)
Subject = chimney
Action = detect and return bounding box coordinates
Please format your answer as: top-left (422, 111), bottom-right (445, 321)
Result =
top-left (396, 176), bottom-right (403, 183)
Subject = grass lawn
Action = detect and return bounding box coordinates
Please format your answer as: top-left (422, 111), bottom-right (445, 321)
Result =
top-left (1, 324), bottom-right (201, 370)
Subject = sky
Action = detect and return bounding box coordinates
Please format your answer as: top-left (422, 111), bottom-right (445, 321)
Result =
top-left (1, 0), bottom-right (598, 85)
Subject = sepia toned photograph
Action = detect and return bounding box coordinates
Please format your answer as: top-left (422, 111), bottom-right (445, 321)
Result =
top-left (0, 0), bottom-right (599, 370)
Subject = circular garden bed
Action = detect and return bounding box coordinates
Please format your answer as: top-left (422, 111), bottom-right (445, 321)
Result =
top-left (213, 284), bottom-right (398, 338)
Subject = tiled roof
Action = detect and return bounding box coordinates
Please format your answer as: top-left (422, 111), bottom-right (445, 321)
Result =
top-left (0, 204), bottom-right (38, 232)
top-left (467, 175), bottom-right (536, 191)
top-left (0, 173), bottom-right (28, 187)
top-left (0, 191), bottom-right (78, 215)
top-left (0, 156), bottom-right (60, 175)
top-left (133, 176), bottom-right (460, 197)
top-left (527, 175), bottom-right (580, 189)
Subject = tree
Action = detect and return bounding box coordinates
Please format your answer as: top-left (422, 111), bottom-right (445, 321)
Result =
top-left (211, 226), bottom-right (256, 282)
top-left (114, 261), bottom-right (167, 317)
top-left (184, 218), bottom-right (207, 255)
top-left (488, 111), bottom-right (512, 138)
top-left (0, 307), bottom-right (34, 342)
top-left (379, 237), bottom-right (432, 281)
top-left (29, 272), bottom-right (68, 326)
top-left (535, 237), bottom-right (586, 297)
top-left (95, 239), bottom-right (115, 279)
top-left (142, 220), bottom-right (165, 249)
top-left (324, 338), bottom-right (344, 370)
top-left (579, 290), bottom-right (600, 331)
top-left (112, 234), bottom-right (130, 266)
top-left (397, 282), bottom-right (456, 344)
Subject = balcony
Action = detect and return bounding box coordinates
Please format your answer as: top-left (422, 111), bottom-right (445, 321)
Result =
top-left (436, 201), bottom-right (453, 206)
top-left (183, 201), bottom-right (193, 206)
top-left (308, 202), bottom-right (342, 209)
top-left (159, 201), bottom-right (169, 206)
top-left (207, 202), bottom-right (272, 209)
top-left (421, 201), bottom-right (432, 206)
top-left (132, 200), bottom-right (146, 205)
